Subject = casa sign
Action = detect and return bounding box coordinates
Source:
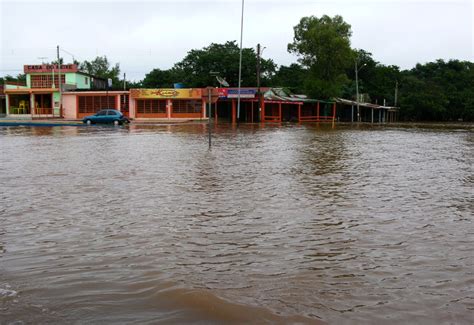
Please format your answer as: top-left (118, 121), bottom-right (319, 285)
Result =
top-left (130, 88), bottom-right (202, 99)
top-left (24, 64), bottom-right (79, 73)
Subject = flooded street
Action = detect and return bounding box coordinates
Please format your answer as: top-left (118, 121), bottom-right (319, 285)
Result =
top-left (0, 123), bottom-right (472, 324)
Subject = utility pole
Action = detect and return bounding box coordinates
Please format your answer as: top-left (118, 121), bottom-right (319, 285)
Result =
top-left (256, 43), bottom-right (261, 123)
top-left (355, 60), bottom-right (360, 122)
top-left (208, 88), bottom-right (212, 147)
top-left (236, 0), bottom-right (245, 123)
top-left (256, 43), bottom-right (261, 94)
top-left (57, 45), bottom-right (62, 117)
top-left (123, 73), bottom-right (126, 112)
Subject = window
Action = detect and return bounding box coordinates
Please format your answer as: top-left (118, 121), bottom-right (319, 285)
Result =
top-left (97, 110), bottom-right (107, 116)
top-left (78, 96), bottom-right (116, 114)
top-left (136, 99), bottom-right (166, 114)
top-left (172, 100), bottom-right (201, 113)
top-left (30, 74), bottom-right (66, 88)
top-left (107, 110), bottom-right (118, 115)
top-left (85, 77), bottom-right (88, 85)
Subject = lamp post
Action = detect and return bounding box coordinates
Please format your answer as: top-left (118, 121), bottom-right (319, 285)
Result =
top-left (355, 61), bottom-right (366, 122)
top-left (236, 0), bottom-right (245, 122)
top-left (256, 44), bottom-right (266, 122)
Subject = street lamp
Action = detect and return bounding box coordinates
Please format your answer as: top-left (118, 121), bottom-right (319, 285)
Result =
top-left (355, 61), bottom-right (366, 122)
top-left (236, 0), bottom-right (245, 122)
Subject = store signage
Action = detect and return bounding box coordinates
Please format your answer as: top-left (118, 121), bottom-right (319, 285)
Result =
top-left (227, 89), bottom-right (256, 98)
top-left (24, 64), bottom-right (79, 73)
top-left (217, 88), bottom-right (228, 98)
top-left (130, 88), bottom-right (202, 99)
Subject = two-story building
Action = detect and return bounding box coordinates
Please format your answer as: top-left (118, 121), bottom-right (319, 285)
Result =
top-left (4, 64), bottom-right (105, 117)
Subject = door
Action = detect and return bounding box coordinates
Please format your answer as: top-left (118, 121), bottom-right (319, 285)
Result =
top-left (106, 109), bottom-right (119, 123)
top-left (94, 110), bottom-right (108, 123)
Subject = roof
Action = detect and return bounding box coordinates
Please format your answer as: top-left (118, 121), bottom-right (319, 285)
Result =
top-left (263, 88), bottom-right (333, 103)
top-left (334, 98), bottom-right (399, 110)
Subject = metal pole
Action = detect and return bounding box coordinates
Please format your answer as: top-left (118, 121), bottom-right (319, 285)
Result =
top-left (236, 0), bottom-right (245, 122)
top-left (122, 73), bottom-right (126, 112)
top-left (355, 60), bottom-right (360, 122)
top-left (256, 43), bottom-right (260, 94)
top-left (57, 45), bottom-right (62, 117)
top-left (208, 89), bottom-right (211, 147)
top-left (256, 43), bottom-right (261, 123)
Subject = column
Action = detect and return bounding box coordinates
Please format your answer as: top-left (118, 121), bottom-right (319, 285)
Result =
top-left (116, 95), bottom-right (120, 112)
top-left (214, 102), bottom-right (218, 123)
top-left (251, 100), bottom-right (254, 123)
top-left (231, 99), bottom-right (236, 123)
top-left (5, 94), bottom-right (10, 115)
top-left (167, 99), bottom-right (172, 119)
top-left (278, 103), bottom-right (282, 122)
top-left (30, 93), bottom-right (35, 115)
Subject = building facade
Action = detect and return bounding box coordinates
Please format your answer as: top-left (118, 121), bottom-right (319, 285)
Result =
top-left (3, 64), bottom-right (104, 117)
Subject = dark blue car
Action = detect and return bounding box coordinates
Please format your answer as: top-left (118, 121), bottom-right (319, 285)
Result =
top-left (83, 109), bottom-right (130, 125)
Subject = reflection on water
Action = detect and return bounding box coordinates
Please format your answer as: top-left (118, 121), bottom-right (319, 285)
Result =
top-left (0, 123), bottom-right (473, 324)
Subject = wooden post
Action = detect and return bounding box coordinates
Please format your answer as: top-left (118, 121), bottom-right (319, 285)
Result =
top-left (231, 99), bottom-right (237, 123)
top-left (332, 103), bottom-right (336, 120)
top-left (215, 101), bottom-right (218, 123)
top-left (298, 104), bottom-right (301, 122)
top-left (316, 101), bottom-right (320, 121)
top-left (261, 100), bottom-right (265, 123)
top-left (251, 100), bottom-right (254, 123)
top-left (279, 102), bottom-right (282, 122)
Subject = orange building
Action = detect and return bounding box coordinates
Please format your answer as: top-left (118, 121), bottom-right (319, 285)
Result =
top-left (129, 88), bottom-right (205, 120)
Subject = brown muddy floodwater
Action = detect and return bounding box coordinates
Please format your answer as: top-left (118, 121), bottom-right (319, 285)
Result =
top-left (0, 123), bottom-right (473, 324)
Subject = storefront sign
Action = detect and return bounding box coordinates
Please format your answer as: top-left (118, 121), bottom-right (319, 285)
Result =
top-left (130, 88), bottom-right (202, 99)
top-left (217, 88), bottom-right (228, 98)
top-left (24, 64), bottom-right (79, 73)
top-left (227, 89), bottom-right (256, 99)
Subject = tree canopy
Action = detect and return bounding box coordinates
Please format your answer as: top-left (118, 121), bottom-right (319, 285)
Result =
top-left (288, 15), bottom-right (354, 98)
top-left (79, 56), bottom-right (121, 87)
top-left (174, 41), bottom-right (276, 87)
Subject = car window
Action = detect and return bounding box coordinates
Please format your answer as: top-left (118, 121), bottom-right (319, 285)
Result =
top-left (97, 110), bottom-right (107, 116)
top-left (107, 110), bottom-right (118, 116)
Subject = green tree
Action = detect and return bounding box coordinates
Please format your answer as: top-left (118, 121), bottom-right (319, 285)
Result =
top-left (79, 56), bottom-right (121, 87)
top-left (399, 60), bottom-right (474, 121)
top-left (288, 15), bottom-right (354, 99)
top-left (343, 49), bottom-right (400, 105)
top-left (270, 63), bottom-right (308, 93)
top-left (0, 74), bottom-right (26, 84)
top-left (174, 41), bottom-right (276, 87)
top-left (141, 68), bottom-right (184, 88)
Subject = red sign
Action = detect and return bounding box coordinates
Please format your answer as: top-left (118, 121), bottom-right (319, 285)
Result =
top-left (217, 88), bottom-right (228, 97)
top-left (24, 64), bottom-right (79, 73)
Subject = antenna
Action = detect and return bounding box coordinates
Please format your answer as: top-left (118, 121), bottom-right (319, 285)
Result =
top-left (216, 76), bottom-right (229, 87)
top-left (38, 57), bottom-right (48, 64)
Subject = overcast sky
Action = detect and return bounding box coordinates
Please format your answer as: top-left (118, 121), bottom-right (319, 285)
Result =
top-left (0, 0), bottom-right (473, 81)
